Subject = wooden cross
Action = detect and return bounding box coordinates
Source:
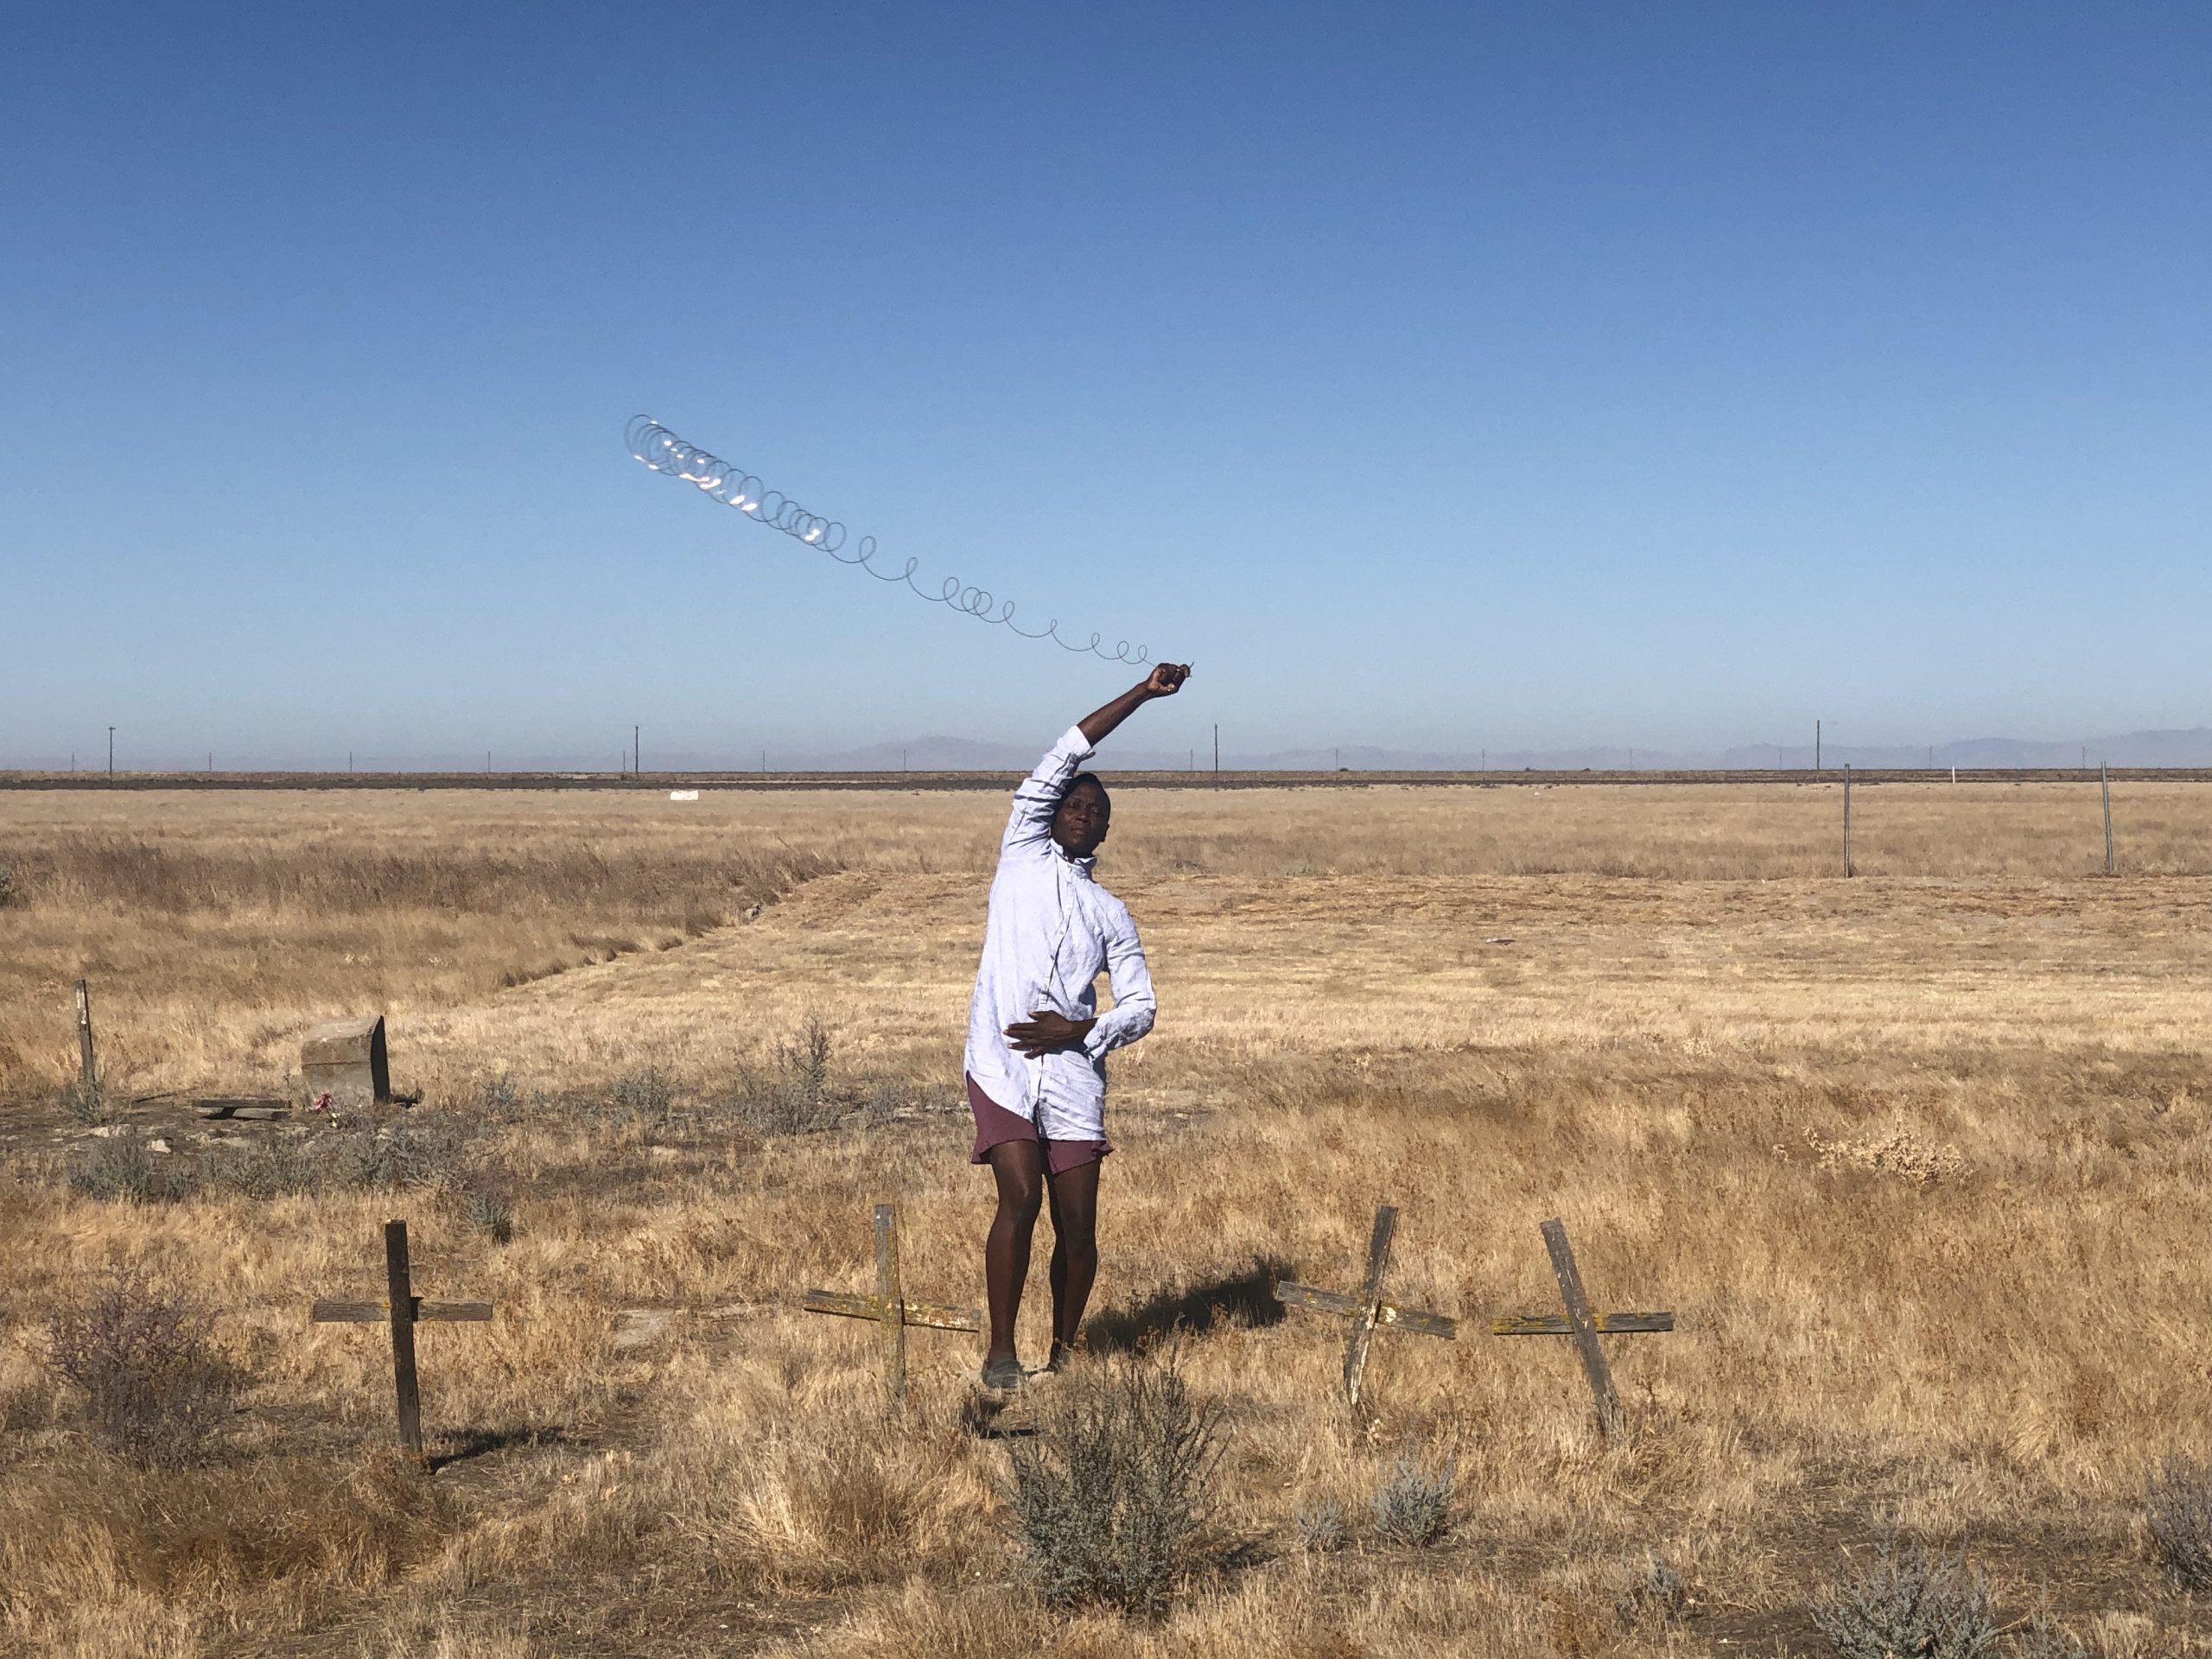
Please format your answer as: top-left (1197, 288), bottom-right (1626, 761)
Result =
top-left (802, 1203), bottom-right (982, 1402)
top-left (1491, 1217), bottom-right (1672, 1444)
top-left (1274, 1205), bottom-right (1459, 1412)
top-left (310, 1219), bottom-right (492, 1464)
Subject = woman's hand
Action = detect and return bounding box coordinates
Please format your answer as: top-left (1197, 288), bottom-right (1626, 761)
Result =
top-left (1005, 1009), bottom-right (1097, 1056)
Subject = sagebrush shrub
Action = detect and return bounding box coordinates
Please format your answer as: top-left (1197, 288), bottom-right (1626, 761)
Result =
top-left (2147, 1454), bottom-right (2212, 1591)
top-left (1004, 1350), bottom-right (1221, 1618)
top-left (721, 1019), bottom-right (850, 1135)
top-left (612, 1067), bottom-right (677, 1128)
top-left (1370, 1455), bottom-right (1456, 1547)
top-left (1294, 1497), bottom-right (1346, 1553)
top-left (332, 1115), bottom-right (467, 1189)
top-left (1616, 1552), bottom-right (1688, 1628)
top-left (60, 1077), bottom-right (105, 1127)
top-left (41, 1268), bottom-right (241, 1465)
top-left (464, 1185), bottom-right (516, 1243)
top-left (1812, 1535), bottom-right (1994, 1659)
top-left (0, 862), bottom-right (16, 906)
top-left (68, 1130), bottom-right (194, 1203)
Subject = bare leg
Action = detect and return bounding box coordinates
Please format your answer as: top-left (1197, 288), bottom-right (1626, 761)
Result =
top-left (1046, 1157), bottom-right (1101, 1353)
top-left (984, 1140), bottom-right (1046, 1366)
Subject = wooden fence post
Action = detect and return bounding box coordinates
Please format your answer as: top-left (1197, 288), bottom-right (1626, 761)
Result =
top-left (73, 980), bottom-right (98, 1090)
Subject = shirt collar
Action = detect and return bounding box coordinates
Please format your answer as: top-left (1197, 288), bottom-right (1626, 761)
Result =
top-left (1053, 845), bottom-right (1097, 879)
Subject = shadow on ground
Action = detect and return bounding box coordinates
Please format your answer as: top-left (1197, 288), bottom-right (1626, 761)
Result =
top-left (1083, 1256), bottom-right (1294, 1355)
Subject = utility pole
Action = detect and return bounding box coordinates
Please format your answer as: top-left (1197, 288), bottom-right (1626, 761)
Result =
top-left (1212, 723), bottom-right (1219, 779)
top-left (1815, 720), bottom-right (1821, 772)
top-left (1843, 763), bottom-right (1853, 876)
top-left (108, 726), bottom-right (116, 777)
top-left (2102, 762), bottom-right (2114, 874)
top-left (635, 725), bottom-right (641, 775)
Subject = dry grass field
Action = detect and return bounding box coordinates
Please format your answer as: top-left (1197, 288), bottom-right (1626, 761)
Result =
top-left (3, 779), bottom-right (2211, 1657)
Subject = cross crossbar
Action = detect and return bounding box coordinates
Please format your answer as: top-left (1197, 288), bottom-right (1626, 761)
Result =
top-left (312, 1299), bottom-right (494, 1324)
top-left (1274, 1205), bottom-right (1458, 1414)
top-left (801, 1203), bottom-right (977, 1402)
top-left (1491, 1312), bottom-right (1672, 1337)
top-left (800, 1291), bottom-right (982, 1332)
top-left (1493, 1217), bottom-right (1672, 1444)
top-left (308, 1219), bottom-right (493, 1465)
top-left (1274, 1281), bottom-right (1460, 1339)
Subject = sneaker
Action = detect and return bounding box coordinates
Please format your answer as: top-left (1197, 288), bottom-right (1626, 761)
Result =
top-left (980, 1357), bottom-right (1025, 1391)
top-left (1043, 1341), bottom-right (1078, 1375)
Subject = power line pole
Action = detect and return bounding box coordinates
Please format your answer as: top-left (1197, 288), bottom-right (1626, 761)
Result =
top-left (2102, 761), bottom-right (2114, 874)
top-left (635, 725), bottom-right (641, 775)
top-left (1212, 723), bottom-right (1219, 779)
top-left (107, 726), bottom-right (116, 777)
top-left (1815, 720), bottom-right (1821, 772)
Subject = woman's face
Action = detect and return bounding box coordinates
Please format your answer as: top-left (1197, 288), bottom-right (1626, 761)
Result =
top-left (1051, 779), bottom-right (1111, 858)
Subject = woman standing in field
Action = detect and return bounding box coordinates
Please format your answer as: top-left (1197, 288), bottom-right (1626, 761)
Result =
top-left (967, 663), bottom-right (1191, 1389)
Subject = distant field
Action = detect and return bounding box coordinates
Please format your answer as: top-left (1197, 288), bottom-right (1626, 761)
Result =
top-left (3, 784), bottom-right (2209, 1655)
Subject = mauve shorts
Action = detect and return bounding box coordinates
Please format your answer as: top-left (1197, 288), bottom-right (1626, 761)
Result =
top-left (967, 1073), bottom-right (1111, 1175)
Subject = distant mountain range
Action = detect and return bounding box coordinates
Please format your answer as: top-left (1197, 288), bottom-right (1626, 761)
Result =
top-left (13, 728), bottom-right (2212, 774)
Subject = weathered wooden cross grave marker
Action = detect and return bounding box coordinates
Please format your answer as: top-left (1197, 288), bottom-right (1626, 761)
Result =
top-left (802, 1203), bottom-right (981, 1402)
top-left (310, 1219), bottom-right (493, 1464)
top-left (1491, 1217), bottom-right (1672, 1443)
top-left (1275, 1205), bottom-right (1459, 1413)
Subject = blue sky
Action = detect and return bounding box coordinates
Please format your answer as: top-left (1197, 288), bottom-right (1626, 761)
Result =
top-left (3, 3), bottom-right (2207, 767)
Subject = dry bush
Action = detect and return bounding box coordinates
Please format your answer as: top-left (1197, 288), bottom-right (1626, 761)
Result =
top-left (611, 1065), bottom-right (677, 1127)
top-left (1370, 1455), bottom-right (1456, 1548)
top-left (462, 1185), bottom-right (516, 1243)
top-left (40, 1268), bottom-right (240, 1466)
top-left (1294, 1497), bottom-right (1347, 1553)
top-left (2145, 1453), bottom-right (2212, 1591)
top-left (0, 862), bottom-right (18, 907)
top-left (1003, 1350), bottom-right (1223, 1618)
top-left (1613, 1551), bottom-right (1688, 1630)
top-left (67, 1130), bottom-right (192, 1204)
top-left (1812, 1535), bottom-right (1995, 1659)
top-left (1806, 1121), bottom-right (1968, 1186)
top-left (60, 1076), bottom-right (105, 1126)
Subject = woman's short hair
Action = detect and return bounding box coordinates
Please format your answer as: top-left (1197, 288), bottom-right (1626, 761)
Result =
top-left (1065, 772), bottom-right (1111, 811)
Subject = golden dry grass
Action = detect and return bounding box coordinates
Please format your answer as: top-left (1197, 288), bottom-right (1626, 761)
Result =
top-left (3, 780), bottom-right (2211, 1656)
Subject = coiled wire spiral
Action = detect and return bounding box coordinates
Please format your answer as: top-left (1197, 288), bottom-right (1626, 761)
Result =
top-left (625, 416), bottom-right (1150, 665)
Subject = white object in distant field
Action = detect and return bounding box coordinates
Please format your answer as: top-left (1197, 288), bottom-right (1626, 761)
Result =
top-left (669, 789), bottom-right (701, 802)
